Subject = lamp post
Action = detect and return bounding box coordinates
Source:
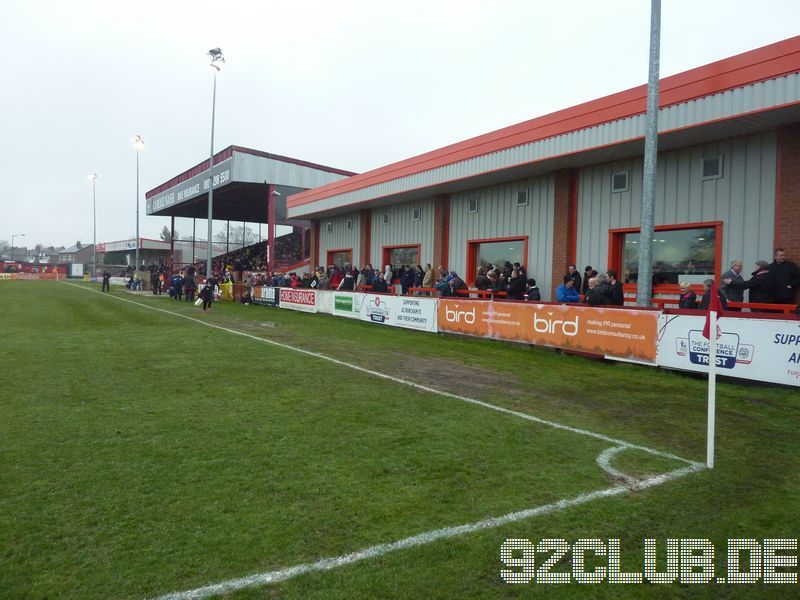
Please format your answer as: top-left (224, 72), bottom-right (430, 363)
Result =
top-left (130, 135), bottom-right (144, 273)
top-left (88, 174), bottom-right (97, 278)
top-left (206, 47), bottom-right (225, 280)
top-left (11, 233), bottom-right (25, 264)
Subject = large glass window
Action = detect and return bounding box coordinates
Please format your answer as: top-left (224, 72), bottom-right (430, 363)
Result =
top-left (327, 250), bottom-right (352, 269)
top-left (621, 226), bottom-right (716, 285)
top-left (474, 239), bottom-right (525, 272)
top-left (385, 246), bottom-right (419, 271)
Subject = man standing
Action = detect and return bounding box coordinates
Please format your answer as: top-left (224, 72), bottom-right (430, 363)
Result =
top-left (102, 270), bottom-right (111, 292)
top-left (606, 270), bottom-right (625, 306)
top-left (720, 260), bottom-right (744, 309)
top-left (556, 276), bottom-right (580, 303)
top-left (565, 264), bottom-right (582, 291)
top-left (171, 271), bottom-right (184, 301)
top-left (770, 248), bottom-right (800, 304)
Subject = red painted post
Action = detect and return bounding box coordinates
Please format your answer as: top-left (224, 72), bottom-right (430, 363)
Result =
top-left (267, 183), bottom-right (275, 273)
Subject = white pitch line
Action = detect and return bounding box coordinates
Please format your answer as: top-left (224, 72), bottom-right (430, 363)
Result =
top-left (151, 458), bottom-right (703, 600)
top-left (63, 282), bottom-right (701, 467)
top-left (59, 283), bottom-right (705, 598)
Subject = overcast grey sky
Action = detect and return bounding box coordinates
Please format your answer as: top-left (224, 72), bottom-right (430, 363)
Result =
top-left (2, 0), bottom-right (799, 249)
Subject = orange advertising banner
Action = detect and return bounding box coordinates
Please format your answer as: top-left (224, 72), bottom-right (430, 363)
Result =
top-left (437, 299), bottom-right (659, 362)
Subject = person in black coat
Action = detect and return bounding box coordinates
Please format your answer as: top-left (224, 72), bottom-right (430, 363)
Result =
top-left (726, 261), bottom-right (775, 304)
top-left (587, 274), bottom-right (612, 306)
top-left (678, 282), bottom-right (698, 309)
top-left (101, 271), bottom-right (111, 292)
top-left (769, 248), bottom-right (800, 304)
top-left (525, 279), bottom-right (541, 301)
top-left (400, 266), bottom-right (416, 295)
top-left (566, 264), bottom-right (582, 291)
top-left (606, 270), bottom-right (625, 306)
top-left (506, 269), bottom-right (526, 300)
top-left (371, 276), bottom-right (388, 293)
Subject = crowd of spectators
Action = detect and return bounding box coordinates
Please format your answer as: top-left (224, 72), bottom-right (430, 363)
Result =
top-left (183, 234), bottom-right (800, 313)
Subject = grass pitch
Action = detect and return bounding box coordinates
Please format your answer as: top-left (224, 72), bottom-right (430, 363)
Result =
top-left (1, 280), bottom-right (799, 599)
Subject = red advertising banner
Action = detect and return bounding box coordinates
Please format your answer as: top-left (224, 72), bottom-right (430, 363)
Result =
top-left (437, 299), bottom-right (658, 362)
top-left (278, 288), bottom-right (318, 312)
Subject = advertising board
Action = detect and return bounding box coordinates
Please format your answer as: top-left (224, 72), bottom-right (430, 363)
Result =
top-left (437, 300), bottom-right (658, 362)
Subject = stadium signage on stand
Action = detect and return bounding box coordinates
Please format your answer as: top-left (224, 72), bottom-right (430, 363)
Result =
top-left (437, 299), bottom-right (659, 363)
top-left (252, 286), bottom-right (279, 307)
top-left (279, 288), bottom-right (318, 312)
top-left (657, 314), bottom-right (800, 387)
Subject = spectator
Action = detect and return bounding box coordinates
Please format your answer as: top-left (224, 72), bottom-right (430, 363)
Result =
top-left (415, 264), bottom-right (424, 289)
top-left (337, 269), bottom-right (355, 291)
top-left (525, 278), bottom-right (541, 302)
top-left (586, 274), bottom-right (612, 306)
top-left (475, 268), bottom-right (490, 291)
top-left (699, 278), bottom-right (728, 311)
top-left (565, 264), bottom-right (582, 291)
top-left (514, 262), bottom-right (526, 279)
top-left (580, 265), bottom-right (594, 295)
top-left (678, 281), bottom-right (698, 309)
top-left (726, 260), bottom-right (775, 304)
top-left (720, 260), bottom-right (744, 309)
top-left (102, 270), bottom-right (111, 292)
top-left (606, 270), bottom-right (624, 306)
top-left (769, 248), bottom-right (800, 304)
top-left (383, 264), bottom-right (394, 286)
top-left (371, 275), bottom-right (388, 293)
top-left (400, 265), bottom-right (415, 295)
top-left (506, 268), bottom-right (526, 300)
top-left (449, 272), bottom-right (468, 295)
top-left (422, 264), bottom-right (435, 289)
top-left (583, 277), bottom-right (597, 303)
top-left (557, 276), bottom-right (580, 303)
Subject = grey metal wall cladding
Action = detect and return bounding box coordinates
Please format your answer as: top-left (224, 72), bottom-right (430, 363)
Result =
top-left (448, 175), bottom-right (555, 300)
top-left (288, 72), bottom-right (800, 219)
top-left (575, 131), bottom-right (777, 274)
top-left (370, 199), bottom-right (435, 267)
top-left (233, 152), bottom-right (350, 189)
top-left (319, 212), bottom-right (361, 266)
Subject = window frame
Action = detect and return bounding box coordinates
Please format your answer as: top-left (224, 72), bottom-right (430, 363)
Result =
top-left (611, 171), bottom-right (629, 193)
top-left (468, 197), bottom-right (479, 214)
top-left (516, 188), bottom-right (529, 207)
top-left (412, 207), bottom-right (421, 221)
top-left (326, 248), bottom-right (353, 269)
top-left (381, 244), bottom-right (421, 278)
top-left (607, 221), bottom-right (723, 294)
top-left (701, 155), bottom-right (724, 181)
top-left (465, 235), bottom-right (529, 286)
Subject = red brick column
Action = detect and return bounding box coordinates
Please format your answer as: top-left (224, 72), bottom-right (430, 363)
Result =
top-left (310, 220), bottom-right (320, 270)
top-left (550, 169), bottom-right (577, 300)
top-left (777, 124), bottom-right (800, 260)
top-left (777, 124), bottom-right (800, 304)
top-left (431, 194), bottom-right (450, 271)
top-left (360, 209), bottom-right (371, 267)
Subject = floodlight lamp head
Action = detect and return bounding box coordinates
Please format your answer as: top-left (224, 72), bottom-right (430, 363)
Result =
top-left (130, 135), bottom-right (144, 149)
top-left (208, 47), bottom-right (225, 71)
top-left (88, 173), bottom-right (98, 181)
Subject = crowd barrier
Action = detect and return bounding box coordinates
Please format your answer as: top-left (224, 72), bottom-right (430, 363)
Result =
top-left (248, 286), bottom-right (800, 387)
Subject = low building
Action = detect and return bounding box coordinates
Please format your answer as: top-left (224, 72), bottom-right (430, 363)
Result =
top-left (288, 36), bottom-right (800, 302)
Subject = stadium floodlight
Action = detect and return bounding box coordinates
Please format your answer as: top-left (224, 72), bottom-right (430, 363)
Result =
top-left (11, 233), bottom-right (25, 264)
top-left (89, 174), bottom-right (97, 278)
top-left (130, 135), bottom-right (144, 273)
top-left (205, 47), bottom-right (224, 280)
